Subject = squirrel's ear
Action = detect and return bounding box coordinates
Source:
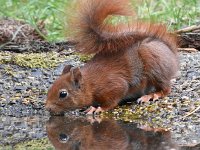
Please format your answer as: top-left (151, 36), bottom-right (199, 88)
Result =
top-left (62, 65), bottom-right (74, 75)
top-left (70, 67), bottom-right (82, 89)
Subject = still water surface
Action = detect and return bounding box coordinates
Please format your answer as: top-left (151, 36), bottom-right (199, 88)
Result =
top-left (0, 115), bottom-right (199, 150)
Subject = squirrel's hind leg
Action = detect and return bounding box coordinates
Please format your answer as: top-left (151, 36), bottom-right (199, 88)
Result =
top-left (137, 86), bottom-right (171, 103)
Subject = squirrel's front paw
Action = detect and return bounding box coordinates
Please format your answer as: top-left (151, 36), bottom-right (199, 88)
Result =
top-left (84, 106), bottom-right (104, 115)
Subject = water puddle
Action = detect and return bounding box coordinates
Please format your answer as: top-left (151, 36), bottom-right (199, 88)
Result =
top-left (0, 115), bottom-right (200, 150)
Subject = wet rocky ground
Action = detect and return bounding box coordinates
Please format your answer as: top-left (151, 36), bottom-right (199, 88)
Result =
top-left (0, 50), bottom-right (200, 148)
top-left (0, 50), bottom-right (81, 117)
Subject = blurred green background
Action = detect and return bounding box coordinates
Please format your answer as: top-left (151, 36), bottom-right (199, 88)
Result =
top-left (0, 0), bottom-right (199, 41)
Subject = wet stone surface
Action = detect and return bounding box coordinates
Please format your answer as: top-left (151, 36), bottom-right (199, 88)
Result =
top-left (0, 116), bottom-right (49, 146)
top-left (0, 116), bottom-right (200, 149)
top-left (0, 53), bottom-right (81, 117)
top-left (0, 51), bottom-right (200, 148)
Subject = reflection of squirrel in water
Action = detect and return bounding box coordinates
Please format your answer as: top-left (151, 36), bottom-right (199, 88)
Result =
top-left (45, 0), bottom-right (179, 115)
top-left (46, 117), bottom-right (177, 150)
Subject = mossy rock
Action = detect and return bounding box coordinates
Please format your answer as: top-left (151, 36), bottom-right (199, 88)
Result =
top-left (11, 138), bottom-right (53, 150)
top-left (77, 53), bottom-right (92, 62)
top-left (0, 51), bottom-right (68, 68)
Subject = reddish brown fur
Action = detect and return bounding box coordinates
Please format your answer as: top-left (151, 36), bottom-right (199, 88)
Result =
top-left (45, 0), bottom-right (179, 114)
top-left (70, 0), bottom-right (177, 55)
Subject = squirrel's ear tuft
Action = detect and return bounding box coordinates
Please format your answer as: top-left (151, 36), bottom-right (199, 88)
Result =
top-left (62, 65), bottom-right (74, 75)
top-left (70, 67), bottom-right (82, 89)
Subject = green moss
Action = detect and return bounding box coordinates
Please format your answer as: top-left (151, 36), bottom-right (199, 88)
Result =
top-left (0, 51), bottom-right (68, 68)
top-left (12, 52), bottom-right (67, 68)
top-left (100, 96), bottom-right (197, 129)
top-left (14, 138), bottom-right (54, 150)
top-left (3, 66), bottom-right (16, 76)
top-left (0, 146), bottom-right (13, 150)
top-left (77, 53), bottom-right (92, 62)
top-left (101, 100), bottom-right (177, 128)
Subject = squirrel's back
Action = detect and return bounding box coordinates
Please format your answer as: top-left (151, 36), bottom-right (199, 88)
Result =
top-left (68, 0), bottom-right (177, 55)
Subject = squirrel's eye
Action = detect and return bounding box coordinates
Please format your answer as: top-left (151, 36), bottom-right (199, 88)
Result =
top-left (59, 133), bottom-right (69, 143)
top-left (59, 89), bottom-right (68, 99)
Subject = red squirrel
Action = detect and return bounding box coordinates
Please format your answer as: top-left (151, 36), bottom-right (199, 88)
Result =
top-left (45, 0), bottom-right (179, 115)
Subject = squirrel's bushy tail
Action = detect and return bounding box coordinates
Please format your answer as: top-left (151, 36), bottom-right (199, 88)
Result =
top-left (69, 0), bottom-right (177, 55)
